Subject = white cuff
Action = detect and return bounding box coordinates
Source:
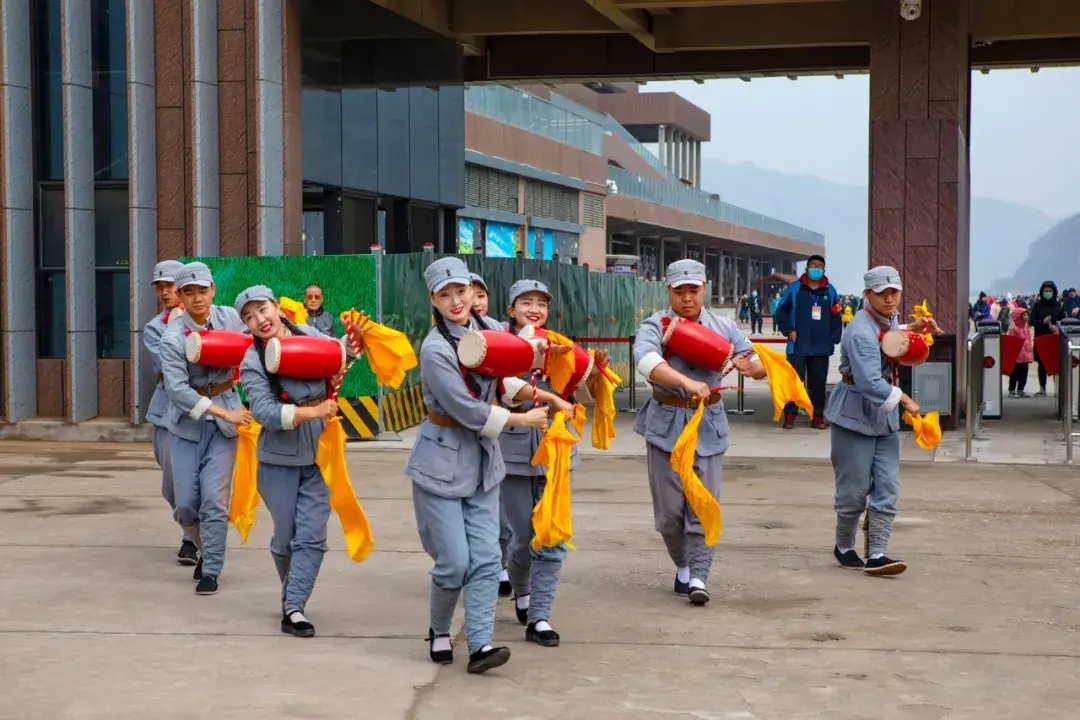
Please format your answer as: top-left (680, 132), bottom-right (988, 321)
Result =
top-left (880, 385), bottom-right (902, 414)
top-left (481, 405), bottom-right (511, 439)
top-left (281, 404), bottom-right (298, 431)
top-left (573, 382), bottom-right (594, 405)
top-left (189, 396), bottom-right (213, 420)
top-left (529, 339), bottom-right (545, 370)
top-left (501, 377), bottom-right (529, 407)
top-left (637, 351), bottom-right (666, 380)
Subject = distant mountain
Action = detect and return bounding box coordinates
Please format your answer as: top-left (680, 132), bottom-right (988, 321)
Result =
top-left (989, 213), bottom-right (1080, 294)
top-left (700, 160), bottom-right (1058, 295)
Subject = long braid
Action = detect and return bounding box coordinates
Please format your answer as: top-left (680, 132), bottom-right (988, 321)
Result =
top-left (433, 308), bottom-right (483, 398)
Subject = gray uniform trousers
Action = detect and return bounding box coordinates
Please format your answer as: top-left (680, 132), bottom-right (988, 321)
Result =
top-left (412, 481), bottom-right (501, 654)
top-left (830, 424), bottom-right (900, 556)
top-left (501, 474), bottom-right (568, 624)
top-left (152, 426), bottom-right (190, 545)
top-left (646, 443), bottom-right (724, 583)
top-left (499, 505), bottom-right (512, 571)
top-left (171, 421), bottom-right (237, 578)
top-left (257, 463), bottom-right (331, 614)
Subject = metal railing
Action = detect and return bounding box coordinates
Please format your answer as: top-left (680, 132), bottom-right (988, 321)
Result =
top-left (609, 167), bottom-right (826, 246)
top-left (964, 329), bottom-right (988, 461)
top-left (1062, 335), bottom-right (1079, 464)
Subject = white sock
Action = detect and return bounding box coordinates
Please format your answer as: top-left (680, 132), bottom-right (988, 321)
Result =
top-left (533, 620), bottom-right (553, 633)
top-left (870, 553), bottom-right (884, 560)
top-left (431, 635), bottom-right (452, 653)
top-left (676, 567), bottom-right (690, 584)
top-left (689, 577), bottom-right (705, 590)
top-left (287, 610), bottom-right (308, 624)
top-left (515, 594), bottom-right (530, 610)
top-left (837, 547), bottom-right (856, 555)
top-left (480, 644), bottom-right (493, 653)
top-left (498, 569), bottom-right (509, 582)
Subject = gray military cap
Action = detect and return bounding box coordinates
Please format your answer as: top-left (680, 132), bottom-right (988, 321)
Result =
top-left (508, 279), bottom-right (552, 305)
top-left (425, 257), bottom-right (472, 294)
top-left (665, 259), bottom-right (706, 287)
top-left (864, 266), bottom-right (903, 293)
top-left (174, 262), bottom-right (214, 289)
top-left (469, 273), bottom-right (488, 292)
top-left (234, 285), bottom-right (276, 315)
top-left (151, 260), bottom-right (183, 285)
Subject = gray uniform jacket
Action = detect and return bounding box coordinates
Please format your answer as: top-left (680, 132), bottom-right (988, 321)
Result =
top-left (825, 308), bottom-right (903, 437)
top-left (307, 309), bottom-right (335, 336)
top-left (143, 310), bottom-right (172, 427)
top-left (406, 315), bottom-right (511, 499)
top-left (632, 309), bottom-right (753, 457)
top-left (239, 324), bottom-right (342, 467)
top-left (159, 306), bottom-right (247, 442)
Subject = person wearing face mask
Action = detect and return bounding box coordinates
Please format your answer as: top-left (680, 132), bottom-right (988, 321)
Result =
top-left (774, 254), bottom-right (842, 430)
top-left (748, 289), bottom-right (764, 335)
top-left (1031, 281), bottom-right (1066, 396)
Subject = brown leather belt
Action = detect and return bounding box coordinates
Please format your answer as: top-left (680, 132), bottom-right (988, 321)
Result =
top-left (297, 396), bottom-right (329, 408)
top-left (427, 411), bottom-right (461, 428)
top-left (194, 379), bottom-right (236, 398)
top-left (652, 390), bottom-right (721, 408)
top-left (157, 373), bottom-right (164, 384)
top-left (842, 374), bottom-right (854, 385)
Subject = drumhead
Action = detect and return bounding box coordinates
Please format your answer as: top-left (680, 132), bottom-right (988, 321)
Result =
top-left (184, 332), bottom-right (202, 364)
top-left (880, 330), bottom-right (910, 358)
top-left (264, 337), bottom-right (282, 374)
top-left (457, 331), bottom-right (487, 368)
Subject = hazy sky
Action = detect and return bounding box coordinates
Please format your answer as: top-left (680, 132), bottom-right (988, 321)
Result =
top-left (646, 68), bottom-right (1080, 219)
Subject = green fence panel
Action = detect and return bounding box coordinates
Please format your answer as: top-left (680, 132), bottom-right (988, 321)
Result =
top-left (381, 252), bottom-right (438, 389)
top-left (186, 254), bottom-right (379, 397)
top-left (555, 264), bottom-right (587, 338)
top-left (611, 274), bottom-right (636, 338)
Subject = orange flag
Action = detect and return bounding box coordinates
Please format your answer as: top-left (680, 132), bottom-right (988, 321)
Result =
top-left (669, 403), bottom-right (722, 546)
top-left (751, 343), bottom-right (813, 422)
top-left (530, 410), bottom-right (579, 550)
top-left (902, 410), bottom-right (942, 450)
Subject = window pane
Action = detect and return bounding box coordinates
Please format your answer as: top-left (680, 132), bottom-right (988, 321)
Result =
top-left (40, 187), bottom-right (65, 268)
top-left (95, 187), bottom-right (128, 267)
top-left (36, 0), bottom-right (63, 180)
top-left (91, 0), bottom-right (128, 179)
top-left (96, 271), bottom-right (130, 358)
top-left (37, 269), bottom-right (66, 358)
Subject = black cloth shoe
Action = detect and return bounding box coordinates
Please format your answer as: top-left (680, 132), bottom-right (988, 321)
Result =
top-left (673, 577), bottom-right (689, 596)
top-left (195, 575), bottom-right (218, 595)
top-left (428, 629), bottom-right (453, 664)
top-left (688, 585), bottom-right (711, 606)
top-left (782, 413), bottom-right (796, 430)
top-left (192, 558), bottom-right (203, 581)
top-left (864, 556), bottom-right (907, 576)
top-left (467, 646), bottom-right (511, 674)
top-left (281, 612), bottom-right (315, 638)
top-left (513, 596), bottom-right (528, 625)
top-left (176, 540), bottom-right (199, 566)
top-left (526, 622), bottom-right (561, 647)
top-left (498, 579), bottom-right (512, 598)
top-left (834, 546), bottom-right (865, 569)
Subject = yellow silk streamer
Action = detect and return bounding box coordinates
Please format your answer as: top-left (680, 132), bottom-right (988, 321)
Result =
top-left (227, 417), bottom-right (374, 563)
top-left (591, 367), bottom-right (618, 450)
top-left (339, 309), bottom-right (417, 389)
top-left (902, 410), bottom-right (942, 450)
top-left (530, 410), bottom-right (579, 551)
top-left (278, 297), bottom-right (308, 326)
top-left (669, 402), bottom-right (722, 546)
top-left (569, 402), bottom-right (587, 438)
top-left (910, 300), bottom-right (935, 348)
top-left (542, 330), bottom-right (577, 396)
top-left (751, 343), bottom-right (814, 421)
top-left (228, 421), bottom-right (263, 544)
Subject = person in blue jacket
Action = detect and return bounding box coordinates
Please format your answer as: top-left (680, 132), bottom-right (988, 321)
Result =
top-left (774, 254), bottom-right (843, 430)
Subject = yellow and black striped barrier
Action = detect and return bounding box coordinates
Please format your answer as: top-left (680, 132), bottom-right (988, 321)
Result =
top-left (336, 396), bottom-right (381, 439)
top-left (381, 385), bottom-right (427, 432)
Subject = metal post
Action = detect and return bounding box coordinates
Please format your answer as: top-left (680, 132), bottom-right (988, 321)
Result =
top-left (726, 372), bottom-right (755, 415)
top-left (625, 334), bottom-right (637, 413)
top-left (1066, 341), bottom-right (1075, 464)
top-left (964, 334), bottom-right (974, 461)
top-left (372, 245), bottom-right (387, 437)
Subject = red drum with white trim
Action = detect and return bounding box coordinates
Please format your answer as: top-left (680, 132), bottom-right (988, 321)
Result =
top-left (880, 329), bottom-right (929, 366)
top-left (519, 326), bottom-right (593, 397)
top-left (458, 330), bottom-right (535, 377)
top-left (265, 335), bottom-right (347, 379)
top-left (660, 316), bottom-right (732, 372)
top-left (185, 330), bottom-right (254, 368)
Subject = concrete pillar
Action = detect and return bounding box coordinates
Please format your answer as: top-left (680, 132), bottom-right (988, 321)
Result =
top-left (190, 0), bottom-right (219, 255)
top-left (255, 0), bottom-right (284, 255)
top-left (666, 131), bottom-right (675, 176)
top-left (0, 0), bottom-right (37, 421)
top-left (657, 124), bottom-right (667, 167)
top-left (695, 141), bottom-right (703, 187)
top-left (681, 134), bottom-right (690, 182)
top-left (868, 0), bottom-right (969, 335)
top-left (128, 0), bottom-right (158, 425)
top-left (61, 0), bottom-right (98, 423)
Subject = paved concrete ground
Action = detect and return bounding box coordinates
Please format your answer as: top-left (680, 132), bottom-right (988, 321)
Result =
top-left (3, 442), bottom-right (1080, 718)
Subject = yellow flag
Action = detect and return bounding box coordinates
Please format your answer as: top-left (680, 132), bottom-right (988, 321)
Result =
top-left (751, 343), bottom-right (814, 421)
top-left (670, 403), bottom-right (722, 546)
top-left (340, 309), bottom-right (418, 389)
top-left (591, 371), bottom-right (617, 450)
top-left (316, 417), bottom-right (375, 563)
top-left (569, 402), bottom-right (587, 438)
top-left (542, 330), bottom-right (577, 396)
top-left (910, 300), bottom-right (935, 348)
top-left (902, 410), bottom-right (942, 450)
top-left (228, 420), bottom-right (263, 544)
top-left (530, 410), bottom-right (579, 550)
top-left (278, 296), bottom-right (308, 326)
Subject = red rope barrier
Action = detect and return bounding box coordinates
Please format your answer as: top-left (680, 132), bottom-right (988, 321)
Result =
top-left (572, 337), bottom-right (632, 344)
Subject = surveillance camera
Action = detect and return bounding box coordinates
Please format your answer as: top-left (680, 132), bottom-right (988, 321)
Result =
top-left (900, 0), bottom-right (921, 20)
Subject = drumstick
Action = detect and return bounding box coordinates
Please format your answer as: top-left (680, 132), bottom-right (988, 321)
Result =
top-left (328, 310), bottom-right (368, 401)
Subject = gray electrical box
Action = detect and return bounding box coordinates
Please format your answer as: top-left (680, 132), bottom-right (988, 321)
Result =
top-left (912, 362), bottom-right (953, 416)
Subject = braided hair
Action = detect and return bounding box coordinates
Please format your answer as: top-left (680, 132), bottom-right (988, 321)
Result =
top-left (433, 307), bottom-right (485, 398)
top-left (253, 314), bottom-right (305, 400)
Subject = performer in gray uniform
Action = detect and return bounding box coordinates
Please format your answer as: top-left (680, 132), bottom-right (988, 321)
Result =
top-left (237, 285), bottom-right (352, 637)
top-left (633, 259), bottom-right (764, 605)
top-left (498, 278), bottom-right (600, 647)
top-left (824, 266), bottom-right (935, 577)
top-left (142, 260), bottom-right (199, 566)
top-left (159, 262), bottom-right (252, 596)
top-left (408, 257), bottom-right (548, 675)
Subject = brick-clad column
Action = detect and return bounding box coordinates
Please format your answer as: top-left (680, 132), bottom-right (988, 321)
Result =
top-left (218, 0), bottom-right (249, 256)
top-left (868, 0), bottom-right (970, 334)
top-left (154, 0), bottom-right (189, 259)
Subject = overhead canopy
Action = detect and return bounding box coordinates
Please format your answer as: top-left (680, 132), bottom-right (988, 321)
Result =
top-left (760, 273), bottom-right (797, 287)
